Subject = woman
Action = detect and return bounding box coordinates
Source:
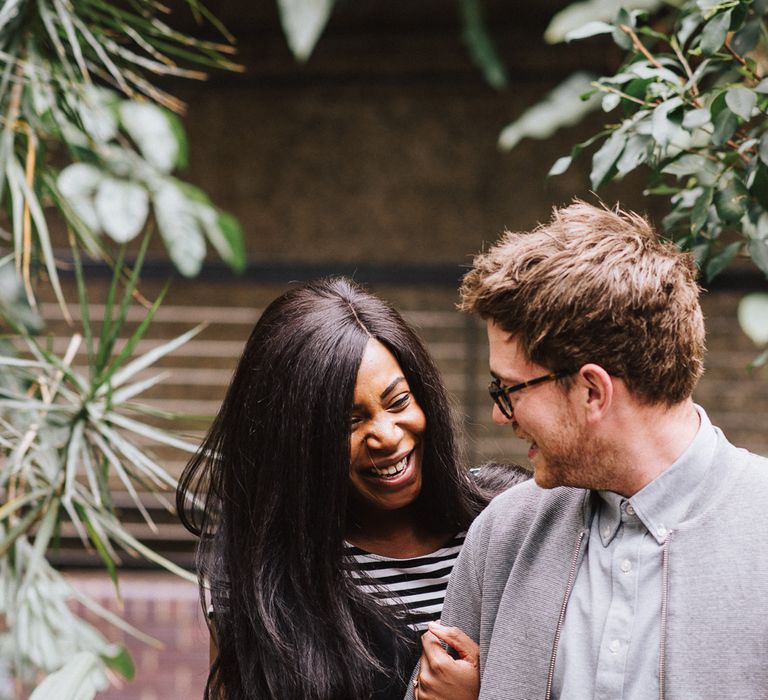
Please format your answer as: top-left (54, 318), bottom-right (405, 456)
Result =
top-left (177, 277), bottom-right (492, 700)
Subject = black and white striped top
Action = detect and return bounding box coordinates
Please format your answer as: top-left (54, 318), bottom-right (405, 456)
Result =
top-left (344, 533), bottom-right (466, 631)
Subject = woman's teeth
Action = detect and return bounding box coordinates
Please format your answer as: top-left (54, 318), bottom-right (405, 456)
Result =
top-left (369, 454), bottom-right (408, 478)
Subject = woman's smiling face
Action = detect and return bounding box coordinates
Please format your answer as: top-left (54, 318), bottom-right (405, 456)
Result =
top-left (348, 339), bottom-right (426, 513)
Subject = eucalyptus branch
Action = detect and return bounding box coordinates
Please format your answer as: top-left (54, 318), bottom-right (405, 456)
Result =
top-left (594, 82), bottom-right (649, 107)
top-left (670, 36), bottom-right (698, 97)
top-left (620, 24), bottom-right (664, 69)
top-left (725, 37), bottom-right (750, 69)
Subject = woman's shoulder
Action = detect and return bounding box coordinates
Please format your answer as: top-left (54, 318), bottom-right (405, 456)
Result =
top-left (470, 461), bottom-right (532, 500)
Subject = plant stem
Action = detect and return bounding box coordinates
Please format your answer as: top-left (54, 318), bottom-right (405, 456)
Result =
top-left (620, 24), bottom-right (664, 70)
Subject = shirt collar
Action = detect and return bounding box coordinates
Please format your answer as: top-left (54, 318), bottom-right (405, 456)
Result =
top-left (596, 405), bottom-right (718, 546)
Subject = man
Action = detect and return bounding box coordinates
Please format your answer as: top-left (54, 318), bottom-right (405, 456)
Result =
top-left (409, 202), bottom-right (768, 700)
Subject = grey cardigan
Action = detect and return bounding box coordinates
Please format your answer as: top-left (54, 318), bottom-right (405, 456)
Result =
top-left (407, 430), bottom-right (768, 700)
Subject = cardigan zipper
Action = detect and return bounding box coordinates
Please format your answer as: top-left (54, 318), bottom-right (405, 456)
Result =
top-left (545, 529), bottom-right (586, 700)
top-left (658, 532), bottom-right (672, 700)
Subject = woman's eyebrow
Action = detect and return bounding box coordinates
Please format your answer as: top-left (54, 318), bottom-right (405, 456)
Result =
top-left (380, 376), bottom-right (406, 399)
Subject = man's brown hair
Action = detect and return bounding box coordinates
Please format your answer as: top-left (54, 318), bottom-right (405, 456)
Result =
top-left (460, 201), bottom-right (705, 405)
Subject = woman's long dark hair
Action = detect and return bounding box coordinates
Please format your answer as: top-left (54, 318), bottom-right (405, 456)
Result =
top-left (177, 277), bottom-right (486, 700)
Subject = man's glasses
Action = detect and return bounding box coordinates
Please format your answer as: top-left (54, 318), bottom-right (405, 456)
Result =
top-left (489, 371), bottom-right (572, 419)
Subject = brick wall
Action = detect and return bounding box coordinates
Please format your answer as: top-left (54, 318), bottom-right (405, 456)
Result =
top-left (66, 572), bottom-right (208, 700)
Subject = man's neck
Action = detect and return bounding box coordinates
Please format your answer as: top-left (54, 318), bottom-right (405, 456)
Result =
top-left (607, 399), bottom-right (701, 497)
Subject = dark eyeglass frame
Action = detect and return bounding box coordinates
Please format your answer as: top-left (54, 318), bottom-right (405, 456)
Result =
top-left (489, 371), bottom-right (573, 419)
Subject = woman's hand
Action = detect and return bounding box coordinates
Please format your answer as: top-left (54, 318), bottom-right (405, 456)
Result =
top-left (413, 621), bottom-right (480, 700)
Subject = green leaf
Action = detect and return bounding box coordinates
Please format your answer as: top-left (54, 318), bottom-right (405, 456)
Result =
top-left (731, 19), bottom-right (761, 55)
top-left (77, 503), bottom-right (120, 595)
top-left (152, 181), bottom-right (206, 277)
top-left (94, 246), bottom-right (126, 375)
top-left (97, 234), bottom-right (152, 384)
top-left (498, 73), bottom-right (601, 151)
top-left (759, 133), bottom-right (768, 166)
top-left (94, 178), bottom-right (149, 243)
top-left (0, 489), bottom-right (48, 522)
top-left (682, 108), bottom-right (712, 129)
top-left (623, 77), bottom-right (654, 104)
top-left (692, 242), bottom-right (710, 268)
top-left (602, 92), bottom-right (621, 112)
top-left (102, 646), bottom-right (135, 681)
top-left (699, 9), bottom-right (732, 56)
top-left (651, 97), bottom-right (684, 146)
top-left (277, 0), bottom-right (335, 61)
top-left (544, 0), bottom-right (664, 44)
top-left (57, 163), bottom-right (102, 232)
top-left (647, 184), bottom-right (683, 196)
top-left (548, 155), bottom-right (572, 177)
top-left (0, 500), bottom-right (45, 558)
top-left (711, 107), bottom-right (738, 146)
top-left (103, 323), bottom-right (204, 392)
top-left (754, 78), bottom-right (768, 94)
top-left (459, 0), bottom-right (508, 89)
top-left (70, 233), bottom-right (95, 369)
top-left (725, 87), bottom-right (757, 120)
top-left (715, 175), bottom-right (748, 224)
top-left (612, 9), bottom-right (633, 50)
top-left (678, 12), bottom-right (703, 46)
top-left (749, 347), bottom-right (768, 369)
top-left (565, 21), bottom-right (614, 41)
top-left (590, 131), bottom-right (625, 189)
top-left (705, 241), bottom-right (742, 280)
top-left (737, 292), bottom-right (768, 344)
top-left (164, 110), bottom-right (189, 169)
top-left (29, 652), bottom-right (108, 700)
top-left (7, 158), bottom-right (68, 314)
top-left (120, 101), bottom-right (180, 173)
top-left (95, 513), bottom-right (197, 583)
top-left (212, 211), bottom-right (246, 272)
top-left (749, 238), bottom-right (768, 276)
top-left (710, 90), bottom-right (728, 119)
top-left (662, 154), bottom-right (710, 177)
top-left (616, 134), bottom-right (650, 175)
top-left (691, 186), bottom-right (714, 233)
top-left (99, 283), bottom-right (170, 386)
top-left (750, 162), bottom-right (768, 209)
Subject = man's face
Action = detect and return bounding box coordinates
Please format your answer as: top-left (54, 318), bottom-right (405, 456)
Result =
top-left (487, 321), bottom-right (610, 490)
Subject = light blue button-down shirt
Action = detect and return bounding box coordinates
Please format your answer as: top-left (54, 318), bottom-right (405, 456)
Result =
top-left (552, 406), bottom-right (718, 699)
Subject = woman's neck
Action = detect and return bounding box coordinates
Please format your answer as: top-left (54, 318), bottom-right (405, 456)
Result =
top-left (346, 505), bottom-right (450, 558)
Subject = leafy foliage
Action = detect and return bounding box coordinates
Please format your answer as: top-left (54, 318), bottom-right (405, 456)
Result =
top-left (0, 247), bottom-right (201, 697)
top-left (0, 1), bottom-right (242, 697)
top-left (275, 0), bottom-right (508, 89)
top-left (0, 0), bottom-right (245, 311)
top-left (547, 0), bottom-right (768, 282)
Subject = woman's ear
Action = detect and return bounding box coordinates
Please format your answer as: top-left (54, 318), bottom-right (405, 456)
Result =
top-left (575, 363), bottom-right (613, 422)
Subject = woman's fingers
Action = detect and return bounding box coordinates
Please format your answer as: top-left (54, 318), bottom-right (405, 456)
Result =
top-left (417, 627), bottom-right (480, 700)
top-left (426, 621), bottom-right (480, 666)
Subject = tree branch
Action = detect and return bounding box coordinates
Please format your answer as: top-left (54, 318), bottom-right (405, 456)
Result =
top-left (620, 24), bottom-right (664, 70)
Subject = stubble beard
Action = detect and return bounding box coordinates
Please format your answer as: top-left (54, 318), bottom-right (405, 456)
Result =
top-left (529, 420), bottom-right (622, 492)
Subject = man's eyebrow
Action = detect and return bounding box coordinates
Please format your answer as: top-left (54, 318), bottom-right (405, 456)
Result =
top-left (380, 376), bottom-right (406, 400)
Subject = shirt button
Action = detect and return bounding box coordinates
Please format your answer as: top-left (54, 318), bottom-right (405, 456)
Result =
top-left (625, 503), bottom-right (636, 516)
top-left (609, 639), bottom-right (621, 654)
top-left (657, 526), bottom-right (668, 538)
top-left (620, 559), bottom-right (632, 573)
top-left (602, 528), bottom-right (611, 539)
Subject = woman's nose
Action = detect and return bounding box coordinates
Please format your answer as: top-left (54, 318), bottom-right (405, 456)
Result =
top-left (366, 416), bottom-right (403, 451)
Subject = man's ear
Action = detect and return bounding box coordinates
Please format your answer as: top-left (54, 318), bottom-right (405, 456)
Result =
top-left (575, 363), bottom-right (613, 422)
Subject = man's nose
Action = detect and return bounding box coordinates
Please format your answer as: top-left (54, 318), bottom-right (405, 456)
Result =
top-left (492, 402), bottom-right (514, 426)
